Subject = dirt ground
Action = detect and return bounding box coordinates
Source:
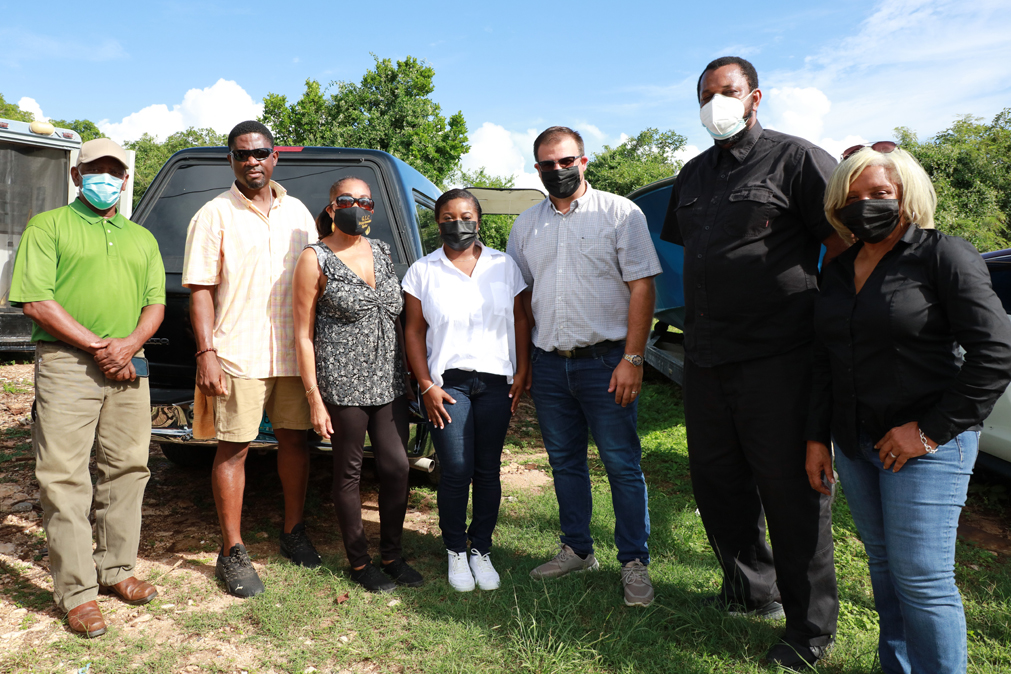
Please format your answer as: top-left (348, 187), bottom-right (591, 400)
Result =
top-left (0, 362), bottom-right (549, 670)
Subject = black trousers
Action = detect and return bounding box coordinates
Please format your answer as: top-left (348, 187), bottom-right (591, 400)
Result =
top-left (327, 396), bottom-right (410, 568)
top-left (684, 346), bottom-right (838, 648)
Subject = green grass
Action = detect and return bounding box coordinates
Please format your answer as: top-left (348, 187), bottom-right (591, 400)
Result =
top-left (6, 373), bottom-right (1011, 673)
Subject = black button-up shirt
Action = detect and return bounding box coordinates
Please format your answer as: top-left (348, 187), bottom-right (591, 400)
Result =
top-left (660, 122), bottom-right (836, 366)
top-left (808, 225), bottom-right (1011, 456)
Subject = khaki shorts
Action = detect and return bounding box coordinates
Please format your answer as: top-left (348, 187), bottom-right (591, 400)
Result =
top-left (213, 374), bottom-right (311, 443)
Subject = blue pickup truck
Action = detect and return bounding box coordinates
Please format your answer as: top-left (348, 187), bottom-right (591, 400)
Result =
top-left (136, 146), bottom-right (443, 476)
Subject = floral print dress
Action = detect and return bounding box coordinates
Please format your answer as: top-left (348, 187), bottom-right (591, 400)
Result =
top-left (310, 239), bottom-right (406, 407)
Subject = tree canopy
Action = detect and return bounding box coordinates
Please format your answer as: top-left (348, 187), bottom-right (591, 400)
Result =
top-left (897, 109), bottom-right (1011, 252)
top-left (48, 118), bottom-right (104, 142)
top-left (584, 128), bottom-right (686, 196)
top-left (260, 55), bottom-right (469, 185)
top-left (125, 127), bottom-right (226, 205)
top-left (0, 93), bottom-right (34, 123)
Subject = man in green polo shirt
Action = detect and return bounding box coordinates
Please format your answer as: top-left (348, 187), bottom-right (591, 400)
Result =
top-left (10, 138), bottom-right (165, 638)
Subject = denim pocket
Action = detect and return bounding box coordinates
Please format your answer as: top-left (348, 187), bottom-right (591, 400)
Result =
top-left (531, 347), bottom-right (544, 365)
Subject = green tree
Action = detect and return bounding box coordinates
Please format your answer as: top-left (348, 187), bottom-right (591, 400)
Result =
top-left (584, 128), bottom-right (686, 196)
top-left (125, 127), bottom-right (226, 204)
top-left (48, 118), bottom-right (104, 142)
top-left (260, 55), bottom-right (469, 185)
top-left (0, 93), bottom-right (34, 122)
top-left (896, 109), bottom-right (1011, 252)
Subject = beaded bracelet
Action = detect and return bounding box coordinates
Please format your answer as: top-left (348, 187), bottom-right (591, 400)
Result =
top-left (195, 347), bottom-right (217, 358)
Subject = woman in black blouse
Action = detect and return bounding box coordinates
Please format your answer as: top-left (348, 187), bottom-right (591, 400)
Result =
top-left (806, 144), bottom-right (1011, 674)
top-left (293, 176), bottom-right (422, 593)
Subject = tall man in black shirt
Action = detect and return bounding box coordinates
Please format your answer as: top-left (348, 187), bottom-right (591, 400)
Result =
top-left (660, 56), bottom-right (848, 670)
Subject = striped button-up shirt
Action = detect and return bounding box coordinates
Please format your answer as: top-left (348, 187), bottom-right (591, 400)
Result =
top-left (506, 183), bottom-right (661, 352)
top-left (182, 181), bottom-right (315, 378)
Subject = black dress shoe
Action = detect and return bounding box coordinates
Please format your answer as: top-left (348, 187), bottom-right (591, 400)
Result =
top-left (763, 637), bottom-right (834, 671)
top-left (381, 558), bottom-right (424, 587)
top-left (349, 562), bottom-right (396, 593)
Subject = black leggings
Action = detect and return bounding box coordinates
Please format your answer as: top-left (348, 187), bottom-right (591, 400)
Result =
top-left (327, 396), bottom-right (410, 567)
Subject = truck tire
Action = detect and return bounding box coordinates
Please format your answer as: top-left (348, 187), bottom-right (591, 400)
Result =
top-left (157, 443), bottom-right (215, 469)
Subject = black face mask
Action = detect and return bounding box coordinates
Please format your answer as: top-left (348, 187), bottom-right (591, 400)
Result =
top-left (440, 219), bottom-right (479, 251)
top-left (332, 206), bottom-right (372, 236)
top-left (838, 199), bottom-right (901, 243)
top-left (540, 165), bottom-right (582, 199)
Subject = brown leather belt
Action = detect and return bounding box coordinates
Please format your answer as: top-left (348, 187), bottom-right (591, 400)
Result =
top-left (553, 340), bottom-right (624, 359)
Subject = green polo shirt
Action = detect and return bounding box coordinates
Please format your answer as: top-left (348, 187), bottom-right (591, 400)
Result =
top-left (10, 199), bottom-right (166, 343)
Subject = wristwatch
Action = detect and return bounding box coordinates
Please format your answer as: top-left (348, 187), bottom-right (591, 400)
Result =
top-left (623, 353), bottom-right (644, 367)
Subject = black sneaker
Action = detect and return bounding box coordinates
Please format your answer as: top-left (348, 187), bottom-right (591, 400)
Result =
top-left (381, 558), bottom-right (424, 587)
top-left (702, 595), bottom-right (785, 620)
top-left (764, 638), bottom-right (834, 671)
top-left (279, 522), bottom-right (322, 568)
top-left (215, 544), bottom-right (265, 598)
top-left (349, 562), bottom-right (396, 593)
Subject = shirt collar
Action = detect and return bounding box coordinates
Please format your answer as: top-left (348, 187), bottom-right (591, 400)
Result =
top-left (548, 181), bottom-right (594, 215)
top-left (69, 198), bottom-right (127, 229)
top-left (435, 240), bottom-right (485, 270)
top-left (837, 222), bottom-right (924, 269)
top-left (707, 121), bottom-right (763, 168)
top-left (229, 179), bottom-right (287, 214)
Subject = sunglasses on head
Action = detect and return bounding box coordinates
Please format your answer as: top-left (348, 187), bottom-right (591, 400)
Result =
top-left (842, 141), bottom-right (897, 161)
top-left (229, 148), bottom-right (274, 162)
top-left (332, 195), bottom-right (375, 211)
top-left (535, 155), bottom-right (582, 171)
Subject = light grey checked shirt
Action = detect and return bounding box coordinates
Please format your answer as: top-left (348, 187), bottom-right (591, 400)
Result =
top-left (506, 183), bottom-right (662, 352)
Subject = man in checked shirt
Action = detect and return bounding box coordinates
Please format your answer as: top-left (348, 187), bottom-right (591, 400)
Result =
top-left (507, 126), bottom-right (661, 607)
top-left (183, 121), bottom-right (321, 597)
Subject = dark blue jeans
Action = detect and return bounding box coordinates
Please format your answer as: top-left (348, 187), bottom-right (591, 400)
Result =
top-left (835, 430), bottom-right (978, 674)
top-left (529, 345), bottom-right (649, 564)
top-left (430, 369), bottom-right (513, 555)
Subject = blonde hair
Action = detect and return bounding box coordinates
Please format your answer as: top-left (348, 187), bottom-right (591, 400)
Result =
top-left (824, 146), bottom-right (937, 240)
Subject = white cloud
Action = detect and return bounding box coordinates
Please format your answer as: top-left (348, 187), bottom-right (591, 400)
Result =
top-left (673, 145), bottom-right (702, 166)
top-left (98, 79), bottom-right (264, 144)
top-left (459, 122), bottom-right (544, 192)
top-left (17, 97), bottom-right (46, 122)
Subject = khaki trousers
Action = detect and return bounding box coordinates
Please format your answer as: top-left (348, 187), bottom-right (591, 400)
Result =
top-left (33, 342), bottom-right (152, 612)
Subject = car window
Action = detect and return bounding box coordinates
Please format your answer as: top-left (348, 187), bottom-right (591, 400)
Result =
top-left (414, 196), bottom-right (439, 255)
top-left (988, 263), bottom-right (1011, 315)
top-left (139, 161), bottom-right (400, 272)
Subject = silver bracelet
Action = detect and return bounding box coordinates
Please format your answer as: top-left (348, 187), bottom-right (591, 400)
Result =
top-left (919, 427), bottom-right (938, 454)
top-left (421, 382), bottom-right (436, 396)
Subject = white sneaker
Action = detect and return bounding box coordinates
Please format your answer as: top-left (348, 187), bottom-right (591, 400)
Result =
top-left (447, 550), bottom-right (475, 592)
top-left (469, 549), bottom-right (501, 590)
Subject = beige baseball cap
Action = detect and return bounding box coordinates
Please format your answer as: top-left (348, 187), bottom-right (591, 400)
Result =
top-left (77, 138), bottom-right (129, 169)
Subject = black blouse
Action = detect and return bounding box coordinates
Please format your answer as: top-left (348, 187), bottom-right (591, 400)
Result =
top-left (310, 239), bottom-right (406, 407)
top-left (808, 225), bottom-right (1011, 456)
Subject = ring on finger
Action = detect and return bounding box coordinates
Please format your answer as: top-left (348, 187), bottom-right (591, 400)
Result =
top-left (888, 451), bottom-right (898, 458)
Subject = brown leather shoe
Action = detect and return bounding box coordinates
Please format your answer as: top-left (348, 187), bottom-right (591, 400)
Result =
top-left (66, 600), bottom-right (107, 638)
top-left (99, 576), bottom-right (158, 605)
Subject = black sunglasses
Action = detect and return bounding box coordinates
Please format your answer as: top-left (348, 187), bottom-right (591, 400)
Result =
top-left (841, 141), bottom-right (897, 161)
top-left (535, 155), bottom-right (582, 171)
top-left (332, 195), bottom-right (375, 211)
top-left (228, 148), bottom-right (274, 162)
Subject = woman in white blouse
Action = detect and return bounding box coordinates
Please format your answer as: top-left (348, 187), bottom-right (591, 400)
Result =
top-left (403, 189), bottom-right (530, 592)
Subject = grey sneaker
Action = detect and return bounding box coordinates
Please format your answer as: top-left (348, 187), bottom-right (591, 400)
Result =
top-left (621, 559), bottom-right (654, 607)
top-left (529, 544), bottom-right (599, 579)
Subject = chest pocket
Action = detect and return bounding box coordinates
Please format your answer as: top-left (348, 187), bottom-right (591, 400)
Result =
top-left (674, 195), bottom-right (700, 248)
top-left (727, 186), bottom-right (785, 240)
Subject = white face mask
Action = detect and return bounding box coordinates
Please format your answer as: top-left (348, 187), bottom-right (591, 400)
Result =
top-left (700, 92), bottom-right (752, 140)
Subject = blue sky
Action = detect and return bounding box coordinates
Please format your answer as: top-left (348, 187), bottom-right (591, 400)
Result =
top-left (2, 0), bottom-right (1010, 188)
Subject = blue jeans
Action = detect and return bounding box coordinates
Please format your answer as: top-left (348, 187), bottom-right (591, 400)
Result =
top-left (835, 430), bottom-right (978, 674)
top-left (430, 369), bottom-right (513, 555)
top-left (529, 345), bottom-right (649, 564)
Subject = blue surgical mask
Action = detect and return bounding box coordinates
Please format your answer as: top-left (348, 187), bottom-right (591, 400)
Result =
top-left (80, 173), bottom-right (124, 210)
